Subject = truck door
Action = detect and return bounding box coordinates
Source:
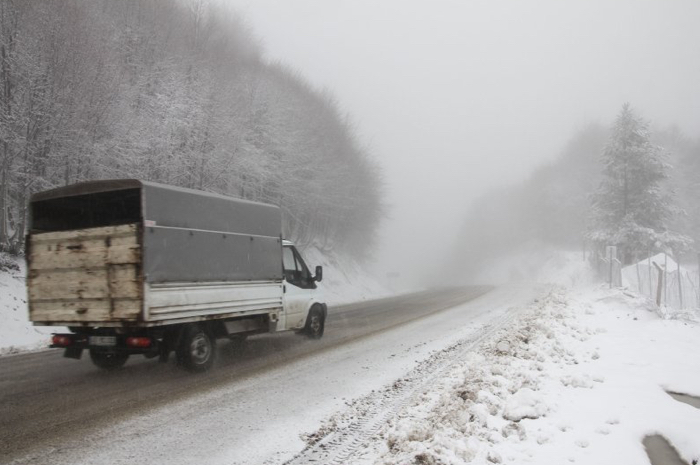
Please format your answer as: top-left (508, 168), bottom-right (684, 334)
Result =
top-left (282, 245), bottom-right (315, 330)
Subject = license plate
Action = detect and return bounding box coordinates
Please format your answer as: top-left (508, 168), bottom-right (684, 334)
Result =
top-left (89, 336), bottom-right (117, 347)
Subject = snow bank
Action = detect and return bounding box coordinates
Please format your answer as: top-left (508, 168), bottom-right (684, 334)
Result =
top-left (503, 387), bottom-right (547, 422)
top-left (358, 285), bottom-right (700, 465)
top-left (300, 246), bottom-right (390, 305)
top-left (0, 255), bottom-right (62, 355)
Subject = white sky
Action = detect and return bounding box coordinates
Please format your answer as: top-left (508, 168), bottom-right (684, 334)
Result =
top-left (225, 0), bottom-right (700, 283)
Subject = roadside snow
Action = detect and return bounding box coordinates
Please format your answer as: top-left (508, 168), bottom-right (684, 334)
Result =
top-left (503, 387), bottom-right (547, 422)
top-left (0, 256), bottom-right (61, 355)
top-left (347, 284), bottom-right (700, 464)
top-left (300, 246), bottom-right (391, 305)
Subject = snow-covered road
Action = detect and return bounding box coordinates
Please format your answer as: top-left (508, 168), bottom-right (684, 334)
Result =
top-left (4, 276), bottom-right (697, 465)
top-left (1, 285), bottom-right (541, 465)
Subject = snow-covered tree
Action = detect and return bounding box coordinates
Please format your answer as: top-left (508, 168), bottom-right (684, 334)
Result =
top-left (588, 104), bottom-right (691, 263)
top-left (0, 0), bottom-right (383, 258)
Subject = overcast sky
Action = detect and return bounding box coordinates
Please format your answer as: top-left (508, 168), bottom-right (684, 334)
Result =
top-left (226, 0), bottom-right (700, 283)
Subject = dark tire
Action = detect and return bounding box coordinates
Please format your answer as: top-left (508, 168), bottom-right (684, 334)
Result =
top-left (89, 349), bottom-right (129, 370)
top-left (176, 325), bottom-right (216, 372)
top-left (304, 306), bottom-right (325, 339)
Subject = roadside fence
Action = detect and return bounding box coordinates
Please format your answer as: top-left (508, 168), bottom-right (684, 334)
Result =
top-left (621, 253), bottom-right (700, 311)
top-left (593, 246), bottom-right (622, 288)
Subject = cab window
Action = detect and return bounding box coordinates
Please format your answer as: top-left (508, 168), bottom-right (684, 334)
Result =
top-left (282, 246), bottom-right (316, 289)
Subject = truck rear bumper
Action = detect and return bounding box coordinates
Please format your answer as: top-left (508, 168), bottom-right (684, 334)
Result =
top-left (50, 333), bottom-right (161, 357)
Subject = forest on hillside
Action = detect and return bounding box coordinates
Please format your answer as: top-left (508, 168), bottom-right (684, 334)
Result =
top-left (456, 107), bottom-right (700, 278)
top-left (0, 0), bottom-right (382, 257)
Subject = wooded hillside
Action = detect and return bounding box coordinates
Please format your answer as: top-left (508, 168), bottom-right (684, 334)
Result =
top-left (0, 0), bottom-right (382, 257)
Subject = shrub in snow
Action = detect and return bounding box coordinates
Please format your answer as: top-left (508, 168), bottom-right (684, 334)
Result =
top-left (0, 253), bottom-right (20, 272)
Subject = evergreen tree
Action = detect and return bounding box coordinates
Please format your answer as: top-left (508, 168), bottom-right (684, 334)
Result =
top-left (588, 103), bottom-right (691, 263)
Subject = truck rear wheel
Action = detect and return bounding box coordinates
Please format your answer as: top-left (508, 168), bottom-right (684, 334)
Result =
top-left (305, 306), bottom-right (325, 339)
top-left (176, 325), bottom-right (215, 372)
top-left (89, 349), bottom-right (129, 370)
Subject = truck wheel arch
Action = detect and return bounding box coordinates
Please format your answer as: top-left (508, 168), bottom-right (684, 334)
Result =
top-left (176, 324), bottom-right (216, 372)
top-left (304, 304), bottom-right (326, 339)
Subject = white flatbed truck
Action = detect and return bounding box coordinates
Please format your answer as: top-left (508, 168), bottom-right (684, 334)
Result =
top-left (26, 179), bottom-right (327, 372)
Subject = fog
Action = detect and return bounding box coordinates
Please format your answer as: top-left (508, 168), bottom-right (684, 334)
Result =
top-left (227, 0), bottom-right (700, 287)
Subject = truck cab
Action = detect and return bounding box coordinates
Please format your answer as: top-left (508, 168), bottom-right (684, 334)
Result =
top-left (282, 240), bottom-right (324, 331)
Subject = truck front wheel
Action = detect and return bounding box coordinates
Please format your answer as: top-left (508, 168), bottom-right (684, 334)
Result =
top-left (176, 325), bottom-right (215, 372)
top-left (89, 349), bottom-right (129, 370)
top-left (305, 306), bottom-right (325, 339)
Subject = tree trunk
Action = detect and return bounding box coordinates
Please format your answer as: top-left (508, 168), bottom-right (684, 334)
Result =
top-left (677, 257), bottom-right (683, 309)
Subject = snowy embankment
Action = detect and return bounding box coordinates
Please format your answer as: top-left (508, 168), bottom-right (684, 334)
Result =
top-left (337, 254), bottom-right (700, 464)
top-left (287, 249), bottom-right (699, 464)
top-left (301, 246), bottom-right (390, 305)
top-left (0, 257), bottom-right (59, 355)
top-left (0, 249), bottom-right (389, 355)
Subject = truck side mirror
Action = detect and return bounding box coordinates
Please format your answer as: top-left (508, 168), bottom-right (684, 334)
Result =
top-left (314, 265), bottom-right (323, 282)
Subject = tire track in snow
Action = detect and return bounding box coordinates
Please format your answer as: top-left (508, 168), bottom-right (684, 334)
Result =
top-left (283, 288), bottom-right (534, 465)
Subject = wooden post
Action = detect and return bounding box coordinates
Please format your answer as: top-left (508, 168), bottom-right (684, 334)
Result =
top-left (677, 256), bottom-right (683, 309)
top-left (648, 252), bottom-right (653, 298)
top-left (606, 246), bottom-right (616, 289)
top-left (663, 254), bottom-right (668, 306)
top-left (653, 262), bottom-right (663, 307)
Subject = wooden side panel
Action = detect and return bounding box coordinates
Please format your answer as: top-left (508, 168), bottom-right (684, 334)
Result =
top-left (27, 224), bottom-right (143, 324)
top-left (28, 265), bottom-right (140, 301)
top-left (30, 236), bottom-right (138, 270)
top-left (30, 299), bottom-right (142, 322)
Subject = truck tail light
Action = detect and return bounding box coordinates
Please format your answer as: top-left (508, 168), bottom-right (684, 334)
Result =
top-left (126, 337), bottom-right (152, 348)
top-left (52, 335), bottom-right (73, 347)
